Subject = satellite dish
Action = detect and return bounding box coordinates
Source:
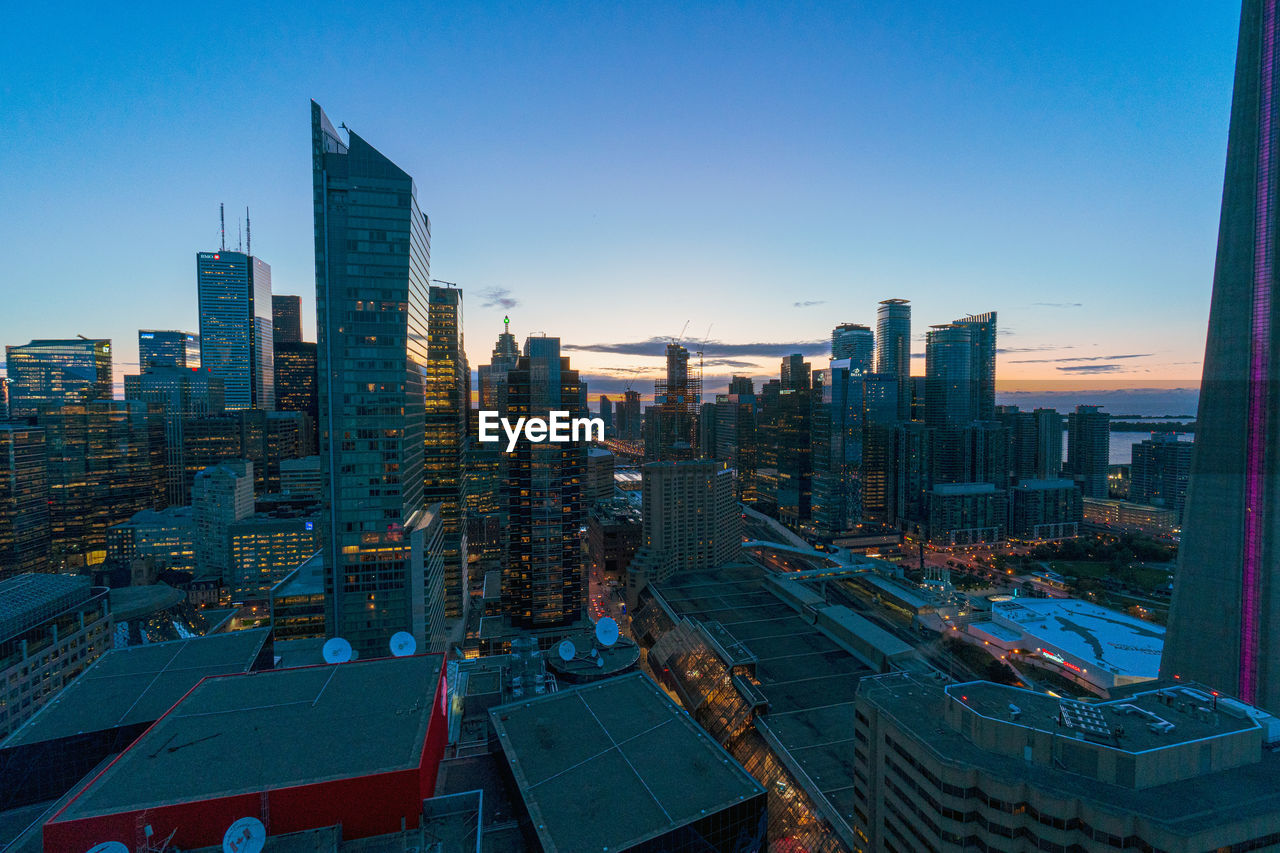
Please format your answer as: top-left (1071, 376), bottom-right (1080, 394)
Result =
top-left (390, 631), bottom-right (417, 657)
top-left (86, 844), bottom-right (130, 853)
top-left (595, 617), bottom-right (620, 647)
top-left (322, 637), bottom-right (352, 664)
top-left (596, 656), bottom-right (605, 668)
top-left (557, 639), bottom-right (576, 662)
top-left (222, 816), bottom-right (266, 853)
top-left (590, 648), bottom-right (599, 658)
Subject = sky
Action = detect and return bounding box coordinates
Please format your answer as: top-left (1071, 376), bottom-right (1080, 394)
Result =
top-left (2, 1), bottom-right (1243, 409)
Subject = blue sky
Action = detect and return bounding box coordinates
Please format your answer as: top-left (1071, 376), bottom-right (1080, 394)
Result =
top-left (3, 2), bottom-right (1241, 399)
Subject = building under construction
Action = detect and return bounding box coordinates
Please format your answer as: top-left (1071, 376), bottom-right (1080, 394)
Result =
top-left (645, 342), bottom-right (702, 460)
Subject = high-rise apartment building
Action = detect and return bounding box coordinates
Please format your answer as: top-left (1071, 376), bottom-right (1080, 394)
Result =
top-left (810, 360), bottom-right (863, 536)
top-left (954, 311), bottom-right (997, 421)
top-left (4, 339), bottom-right (113, 419)
top-left (875, 299), bottom-right (911, 421)
top-left (831, 322), bottom-right (874, 373)
top-left (1131, 434), bottom-right (1193, 520)
top-left (0, 424), bottom-right (50, 578)
top-left (617, 389), bottom-right (642, 441)
top-left (626, 459), bottom-right (739, 600)
top-left (424, 284), bottom-right (470, 625)
top-left (1067, 405), bottom-right (1111, 499)
top-left (924, 323), bottom-right (974, 429)
top-left (197, 250), bottom-right (274, 410)
top-left (271, 294), bottom-right (303, 344)
top-left (502, 336), bottom-right (587, 630)
top-left (138, 330), bottom-right (200, 370)
top-left (1034, 407), bottom-right (1064, 479)
top-left (861, 372), bottom-right (900, 523)
top-left (1164, 0), bottom-right (1280, 713)
top-left (312, 102), bottom-right (444, 657)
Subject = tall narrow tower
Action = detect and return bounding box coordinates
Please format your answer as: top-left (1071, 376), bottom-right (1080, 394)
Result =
top-left (876, 299), bottom-right (911, 421)
top-left (1163, 0), bottom-right (1280, 710)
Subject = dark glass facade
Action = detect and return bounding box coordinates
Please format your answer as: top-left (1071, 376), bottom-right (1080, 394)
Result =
top-left (197, 250), bottom-right (274, 410)
top-left (138, 330), bottom-right (200, 370)
top-left (273, 341), bottom-right (318, 453)
top-left (4, 339), bottom-right (112, 419)
top-left (271, 294), bottom-right (303, 344)
top-left (0, 425), bottom-right (51, 579)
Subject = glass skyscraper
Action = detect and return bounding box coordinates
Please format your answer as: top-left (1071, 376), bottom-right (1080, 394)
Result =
top-left (831, 322), bottom-right (874, 373)
top-left (312, 101), bottom-right (444, 657)
top-left (138, 330), bottom-right (200, 370)
top-left (875, 299), bottom-right (911, 421)
top-left (4, 339), bottom-right (113, 419)
top-left (197, 250), bottom-right (274, 410)
top-left (271, 294), bottom-right (303, 344)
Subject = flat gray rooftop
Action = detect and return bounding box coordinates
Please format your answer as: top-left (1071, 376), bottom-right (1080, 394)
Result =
top-left (50, 654), bottom-right (443, 821)
top-left (3, 628), bottom-right (271, 747)
top-left (490, 672), bottom-right (764, 853)
top-left (0, 574), bottom-right (91, 640)
top-left (861, 673), bottom-right (1280, 836)
top-left (652, 565), bottom-right (875, 834)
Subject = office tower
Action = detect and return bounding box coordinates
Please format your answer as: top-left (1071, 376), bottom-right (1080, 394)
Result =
top-left (313, 103), bottom-right (445, 656)
top-left (586, 447), bottom-right (615, 505)
top-left (0, 377), bottom-right (8, 420)
top-left (708, 387), bottom-right (757, 502)
top-left (138, 330), bottom-right (200, 370)
top-left (771, 366), bottom-right (813, 529)
top-left (0, 574), bottom-right (111, 737)
top-left (227, 507), bottom-right (322, 601)
top-left (0, 424), bottom-right (50, 578)
top-left (1131, 433), bottom-right (1193, 520)
top-left (647, 342), bottom-right (700, 460)
top-left (964, 420), bottom-right (1008, 487)
top-left (106, 507), bottom-right (198, 573)
top-left (810, 360), bottom-right (863, 536)
top-left (272, 341), bottom-right (318, 452)
top-left (876, 298), bottom-right (911, 420)
top-left (779, 352), bottom-right (811, 391)
top-left (831, 322), bottom-right (874, 372)
top-left (1009, 478), bottom-right (1082, 540)
top-left (588, 501), bottom-right (642, 579)
top-left (173, 409), bottom-right (307, 501)
top-left (477, 317), bottom-right (519, 412)
top-left (4, 339), bottom-right (112, 419)
top-left (38, 401), bottom-right (165, 569)
top-left (271, 294), bottom-right (303, 344)
top-left (1034, 407), bottom-right (1064, 479)
top-left (192, 460), bottom-right (254, 582)
top-left (616, 389), bottom-right (642, 440)
top-left (627, 460), bottom-right (739, 598)
top-left (502, 336), bottom-right (587, 630)
top-left (954, 311), bottom-right (997, 421)
top-left (280, 455), bottom-right (323, 501)
top-left (197, 249), bottom-right (274, 410)
top-left (124, 366), bottom-right (226, 505)
top-left (598, 395), bottom-right (613, 435)
top-left (1067, 405), bottom-right (1111, 499)
top-left (424, 284), bottom-right (470, 624)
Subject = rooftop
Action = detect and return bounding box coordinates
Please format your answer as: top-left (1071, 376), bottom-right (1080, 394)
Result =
top-left (991, 598), bottom-right (1165, 677)
top-left (490, 672), bottom-right (764, 853)
top-left (4, 629), bottom-right (271, 747)
top-left (48, 654), bottom-right (443, 822)
top-left (271, 551), bottom-right (324, 599)
top-left (861, 673), bottom-right (1280, 836)
top-left (0, 574), bottom-right (93, 641)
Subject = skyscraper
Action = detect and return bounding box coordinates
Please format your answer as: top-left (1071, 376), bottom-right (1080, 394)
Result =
top-left (924, 323), bottom-right (974, 429)
top-left (124, 366), bottom-right (226, 506)
top-left (1131, 433), bottom-right (1193, 520)
top-left (954, 311), bottom-right (997, 421)
top-left (271, 294), bottom-right (303, 344)
top-left (1033, 407), bottom-right (1064, 480)
top-left (477, 317), bottom-right (519, 412)
top-left (423, 284), bottom-right (470, 625)
top-left (192, 460), bottom-right (254, 583)
top-left (197, 250), bottom-right (274, 410)
top-left (647, 342), bottom-right (700, 460)
top-left (0, 424), bottom-right (50, 578)
top-left (810, 360), bottom-right (863, 536)
top-left (1164, 0), bottom-right (1280, 712)
top-left (831, 323), bottom-right (874, 373)
top-left (617, 389), bottom-right (642, 441)
top-left (312, 101), bottom-right (444, 656)
top-left (1067, 405), bottom-right (1110, 499)
top-left (138, 330), bottom-right (200, 370)
top-left (875, 299), bottom-right (911, 421)
top-left (598, 395), bottom-right (613, 435)
top-left (502, 336), bottom-right (587, 630)
top-left (4, 339), bottom-right (112, 419)
top-left (272, 341), bottom-right (318, 453)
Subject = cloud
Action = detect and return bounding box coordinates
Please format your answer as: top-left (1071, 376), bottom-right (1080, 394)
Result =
top-left (564, 337), bottom-right (829, 360)
top-left (480, 287), bottom-right (519, 310)
top-left (997, 345), bottom-right (1070, 354)
top-left (1031, 302), bottom-right (1084, 309)
top-left (1010, 353), bottom-right (1153, 365)
top-left (1056, 364), bottom-right (1126, 374)
top-left (793, 300), bottom-right (826, 308)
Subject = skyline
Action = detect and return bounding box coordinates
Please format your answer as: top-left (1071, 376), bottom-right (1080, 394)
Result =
top-left (5, 2), bottom-right (1241, 403)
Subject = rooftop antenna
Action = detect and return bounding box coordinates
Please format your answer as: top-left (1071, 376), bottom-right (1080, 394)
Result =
top-left (237, 217), bottom-right (243, 252)
top-left (245, 207), bottom-right (251, 256)
top-left (504, 314), bottom-right (510, 334)
top-left (220, 203), bottom-right (226, 251)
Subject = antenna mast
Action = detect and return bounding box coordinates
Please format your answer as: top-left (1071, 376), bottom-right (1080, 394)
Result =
top-left (220, 203), bottom-right (226, 251)
top-left (246, 207), bottom-right (251, 256)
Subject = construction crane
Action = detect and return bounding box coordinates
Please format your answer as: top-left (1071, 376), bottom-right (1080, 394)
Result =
top-left (431, 279), bottom-right (458, 288)
top-left (695, 324), bottom-right (713, 384)
top-left (674, 320), bottom-right (690, 345)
